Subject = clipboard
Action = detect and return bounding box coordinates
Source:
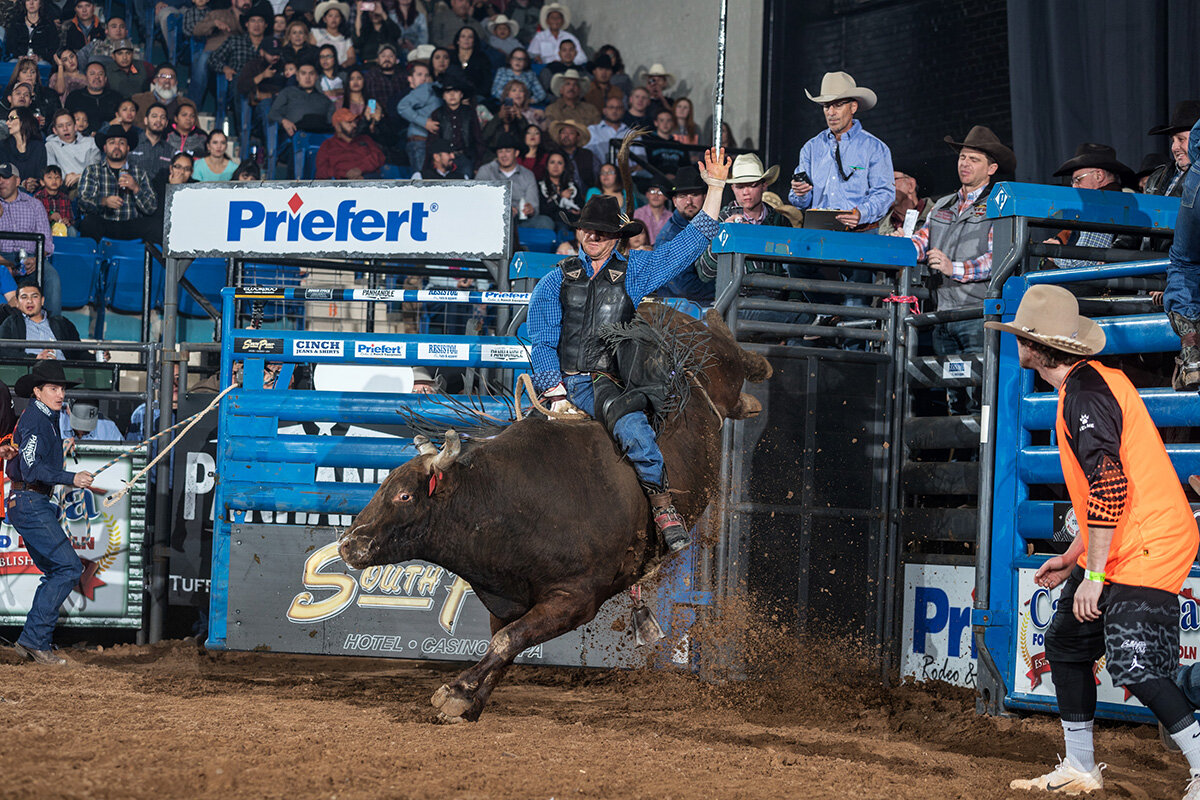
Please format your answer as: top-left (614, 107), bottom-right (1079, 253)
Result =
top-left (801, 209), bottom-right (852, 231)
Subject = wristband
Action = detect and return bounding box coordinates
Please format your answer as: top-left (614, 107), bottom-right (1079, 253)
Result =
top-left (698, 167), bottom-right (725, 188)
top-left (1085, 570), bottom-right (1105, 583)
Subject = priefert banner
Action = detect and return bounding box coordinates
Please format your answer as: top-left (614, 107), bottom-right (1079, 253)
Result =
top-left (164, 181), bottom-right (511, 260)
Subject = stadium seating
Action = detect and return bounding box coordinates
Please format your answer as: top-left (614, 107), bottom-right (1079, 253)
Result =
top-left (178, 258), bottom-right (228, 318)
top-left (97, 238), bottom-right (164, 339)
top-left (52, 237), bottom-right (101, 310)
top-left (517, 228), bottom-right (558, 253)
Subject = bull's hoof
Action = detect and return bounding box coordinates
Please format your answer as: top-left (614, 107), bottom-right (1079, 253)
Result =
top-left (436, 711), bottom-right (467, 725)
top-left (431, 683), bottom-right (474, 719)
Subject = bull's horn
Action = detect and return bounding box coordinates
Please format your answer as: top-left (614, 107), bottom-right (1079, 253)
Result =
top-left (431, 430), bottom-right (461, 471)
top-left (414, 435), bottom-right (438, 456)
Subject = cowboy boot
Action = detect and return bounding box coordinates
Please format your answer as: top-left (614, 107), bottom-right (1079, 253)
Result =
top-left (642, 483), bottom-right (690, 553)
top-left (1168, 312), bottom-right (1200, 391)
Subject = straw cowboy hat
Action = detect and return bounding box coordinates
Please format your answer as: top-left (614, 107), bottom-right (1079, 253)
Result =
top-left (487, 14), bottom-right (518, 36)
top-left (641, 63), bottom-right (675, 89)
top-left (763, 192), bottom-right (803, 227)
top-left (314, 0), bottom-right (350, 24)
top-left (407, 43), bottom-right (434, 63)
top-left (1052, 142), bottom-right (1136, 187)
top-left (539, 2), bottom-right (571, 29)
top-left (943, 125), bottom-right (1017, 174)
top-left (805, 71), bottom-right (876, 111)
top-left (549, 118), bottom-right (590, 147)
top-left (725, 153), bottom-right (779, 186)
top-left (1148, 100), bottom-right (1200, 136)
top-left (984, 285), bottom-right (1106, 356)
top-left (15, 360), bottom-right (79, 398)
top-left (563, 194), bottom-right (643, 237)
top-left (550, 67), bottom-right (590, 96)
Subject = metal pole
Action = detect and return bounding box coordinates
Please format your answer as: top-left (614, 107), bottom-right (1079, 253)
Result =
top-left (713, 0), bottom-right (729, 149)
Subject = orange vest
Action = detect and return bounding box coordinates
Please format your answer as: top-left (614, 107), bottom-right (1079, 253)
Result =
top-left (1056, 361), bottom-right (1198, 593)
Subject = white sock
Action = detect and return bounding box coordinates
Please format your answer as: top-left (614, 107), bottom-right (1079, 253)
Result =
top-left (1062, 719), bottom-right (1096, 772)
top-left (1170, 720), bottom-right (1200, 774)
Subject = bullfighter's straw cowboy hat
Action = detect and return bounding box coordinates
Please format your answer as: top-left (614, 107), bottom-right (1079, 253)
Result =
top-left (724, 153), bottom-right (779, 186)
top-left (984, 285), bottom-right (1106, 355)
top-left (943, 125), bottom-right (1017, 174)
top-left (805, 71), bottom-right (876, 111)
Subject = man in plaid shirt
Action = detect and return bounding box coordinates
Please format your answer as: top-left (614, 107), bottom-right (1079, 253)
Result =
top-left (210, 4), bottom-right (271, 84)
top-left (0, 163), bottom-right (59, 315)
top-left (77, 127), bottom-right (159, 243)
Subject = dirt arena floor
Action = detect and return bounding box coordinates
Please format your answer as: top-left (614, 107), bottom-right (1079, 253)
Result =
top-left (0, 632), bottom-right (1191, 800)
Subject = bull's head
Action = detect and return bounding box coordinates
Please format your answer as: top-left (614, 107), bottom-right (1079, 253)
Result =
top-left (337, 430), bottom-right (462, 568)
top-left (700, 309), bottom-right (772, 420)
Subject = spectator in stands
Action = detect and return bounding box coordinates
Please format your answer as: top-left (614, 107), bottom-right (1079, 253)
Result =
top-left (210, 2), bottom-right (272, 87)
top-left (583, 53), bottom-right (622, 109)
top-left (1043, 143), bottom-right (1134, 270)
top-left (903, 126), bottom-right (1015, 415)
top-left (475, 131), bottom-right (551, 230)
top-left (279, 18), bottom-right (317, 78)
top-left (640, 63), bottom-right (674, 118)
top-left (6, 0), bottom-right (59, 63)
top-left (429, 74), bottom-right (482, 174)
top-left (50, 48), bottom-right (87, 102)
top-left (481, 82), bottom-right (524, 149)
top-left (537, 150), bottom-right (580, 236)
top-left (193, 130), bottom-right (238, 180)
top-left (105, 40), bottom-right (148, 99)
top-left (152, 0), bottom-right (189, 66)
top-left (671, 97), bottom-right (699, 145)
top-left (66, 62), bottom-right (123, 131)
top-left (316, 45), bottom-right (345, 101)
top-left (231, 160), bottom-right (260, 180)
top-left (396, 60), bottom-right (438, 169)
top-left (61, 0), bottom-right (103, 54)
top-left (131, 64), bottom-right (185, 121)
top-left (1, 108), bottom-right (46, 193)
top-left (428, 0), bottom-right (483, 49)
top-left (643, 108), bottom-right (687, 179)
top-left (61, 401), bottom-right (123, 441)
top-left (1144, 101), bottom-right (1198, 198)
top-left (394, 0), bottom-right (429, 55)
top-left (622, 86), bottom-right (652, 128)
top-left (428, 45), bottom-right (451, 81)
top-left (0, 281), bottom-right (80, 361)
top-left (0, 163), bottom-right (56, 313)
top-left (166, 101), bottom-right (207, 158)
top-left (446, 25), bottom-right (492, 103)
top-left (518, 122), bottom-right (549, 179)
top-left (342, 68), bottom-right (381, 128)
top-left (548, 118), bottom-right (595, 189)
top-left (149, 152), bottom-right (195, 224)
top-left (34, 165), bottom-right (72, 234)
top-left (353, 0), bottom-right (401, 63)
top-left (1167, 117), bottom-right (1200, 392)
top-left (236, 38), bottom-right (285, 145)
top-left (110, 99), bottom-right (143, 141)
top-left (71, 109), bottom-right (89, 136)
top-left (654, 165), bottom-right (712, 302)
top-left (44, 107), bottom-right (99, 189)
top-left (545, 69), bottom-right (597, 127)
top-left (535, 38), bottom-right (575, 96)
top-left (77, 126), bottom-right (158, 242)
top-left (127, 103), bottom-right (171, 180)
top-left (586, 96), bottom-right (633, 169)
top-left (486, 14), bottom-right (519, 57)
top-left (878, 168), bottom-right (934, 236)
top-left (596, 45), bottom-right (631, 95)
top-left (313, 1), bottom-right (356, 67)
top-left (80, 17), bottom-right (142, 66)
top-left (365, 42), bottom-right (407, 106)
top-left (585, 162), bottom-right (636, 208)
top-left (527, 3), bottom-right (583, 65)
top-left (191, 0), bottom-right (250, 94)
top-left (315, 107), bottom-right (384, 178)
top-left (181, 0), bottom-right (214, 103)
top-left (8, 58), bottom-right (57, 123)
top-left (491, 46), bottom-right (543, 104)
top-left (414, 136), bottom-right (464, 179)
top-left (633, 178), bottom-right (670, 244)
top-left (1137, 154), bottom-right (1169, 192)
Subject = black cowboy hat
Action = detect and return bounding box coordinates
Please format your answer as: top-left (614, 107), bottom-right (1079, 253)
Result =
top-left (1136, 152), bottom-right (1170, 180)
top-left (427, 137), bottom-right (454, 156)
top-left (434, 75), bottom-right (471, 96)
top-left (562, 194), bottom-right (644, 237)
top-left (670, 165), bottom-right (705, 195)
top-left (943, 125), bottom-right (1017, 174)
top-left (493, 132), bottom-right (522, 152)
top-left (587, 53), bottom-right (615, 72)
top-left (15, 361), bottom-right (79, 398)
top-left (94, 124), bottom-right (138, 150)
top-left (1052, 142), bottom-right (1136, 186)
top-left (1148, 100), bottom-right (1200, 136)
top-left (242, 1), bottom-right (274, 25)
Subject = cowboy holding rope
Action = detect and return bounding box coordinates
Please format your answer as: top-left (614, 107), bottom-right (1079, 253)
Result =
top-left (527, 140), bottom-right (731, 553)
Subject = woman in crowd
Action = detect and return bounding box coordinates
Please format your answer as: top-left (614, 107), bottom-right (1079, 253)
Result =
top-left (232, 160), bottom-right (261, 181)
top-left (280, 19), bottom-right (317, 78)
top-left (6, 58), bottom-right (54, 130)
top-left (672, 96), bottom-right (699, 145)
top-left (193, 130), bottom-right (239, 181)
top-left (316, 44), bottom-right (345, 102)
top-left (342, 68), bottom-right (383, 135)
top-left (393, 0), bottom-right (428, 53)
top-left (720, 121), bottom-right (737, 149)
top-left (353, 0), bottom-right (400, 62)
top-left (150, 152), bottom-right (197, 231)
top-left (537, 150), bottom-right (581, 240)
top-left (166, 101), bottom-right (207, 158)
top-left (490, 46), bottom-right (543, 105)
top-left (312, 0), bottom-right (356, 68)
top-left (446, 26), bottom-right (492, 102)
top-left (1, 107), bottom-right (46, 192)
top-left (110, 99), bottom-right (142, 137)
top-left (5, 0), bottom-right (58, 63)
top-left (429, 46), bottom-right (452, 81)
top-left (632, 179), bottom-right (672, 244)
top-left (49, 48), bottom-right (85, 102)
top-left (596, 44), bottom-right (631, 96)
top-left (518, 122), bottom-right (548, 179)
top-left (501, 79), bottom-right (541, 129)
top-left (585, 161), bottom-right (640, 208)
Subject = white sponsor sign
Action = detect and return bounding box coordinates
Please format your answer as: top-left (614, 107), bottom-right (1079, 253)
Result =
top-left (354, 341), bottom-right (408, 360)
top-left (165, 181), bottom-right (511, 258)
top-left (901, 563), bottom-right (977, 687)
top-left (482, 343), bottom-right (530, 363)
top-left (418, 342), bottom-right (469, 361)
top-left (292, 338), bottom-right (344, 357)
top-left (943, 358), bottom-right (971, 380)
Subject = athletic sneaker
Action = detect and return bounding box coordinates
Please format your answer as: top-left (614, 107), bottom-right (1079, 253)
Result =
top-left (1009, 756), bottom-right (1105, 794)
top-left (1184, 771), bottom-right (1200, 800)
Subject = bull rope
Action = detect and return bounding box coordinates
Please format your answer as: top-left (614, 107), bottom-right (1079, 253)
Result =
top-left (513, 373), bottom-right (591, 421)
top-left (90, 384), bottom-right (236, 507)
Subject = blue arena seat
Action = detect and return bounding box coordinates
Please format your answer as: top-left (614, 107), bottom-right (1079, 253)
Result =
top-left (380, 164), bottom-right (415, 180)
top-left (101, 239), bottom-right (164, 314)
top-left (51, 237), bottom-right (100, 310)
top-left (519, 227), bottom-right (558, 253)
top-left (178, 258), bottom-right (228, 318)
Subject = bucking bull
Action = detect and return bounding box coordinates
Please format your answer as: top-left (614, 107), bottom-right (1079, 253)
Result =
top-left (337, 307), bottom-right (771, 722)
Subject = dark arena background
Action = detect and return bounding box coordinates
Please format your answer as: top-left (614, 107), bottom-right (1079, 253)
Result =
top-left (0, 0), bottom-right (1196, 797)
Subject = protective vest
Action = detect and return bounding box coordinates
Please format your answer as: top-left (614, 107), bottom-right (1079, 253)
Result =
top-left (1055, 360), bottom-right (1197, 592)
top-left (557, 256), bottom-right (635, 375)
top-left (927, 187), bottom-right (993, 312)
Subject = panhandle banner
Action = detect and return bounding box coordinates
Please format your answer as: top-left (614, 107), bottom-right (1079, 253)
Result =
top-left (164, 181), bottom-right (512, 260)
top-left (0, 445), bottom-right (146, 627)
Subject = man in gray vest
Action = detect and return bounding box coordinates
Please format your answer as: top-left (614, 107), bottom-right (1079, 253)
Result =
top-left (901, 125), bottom-right (1015, 415)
